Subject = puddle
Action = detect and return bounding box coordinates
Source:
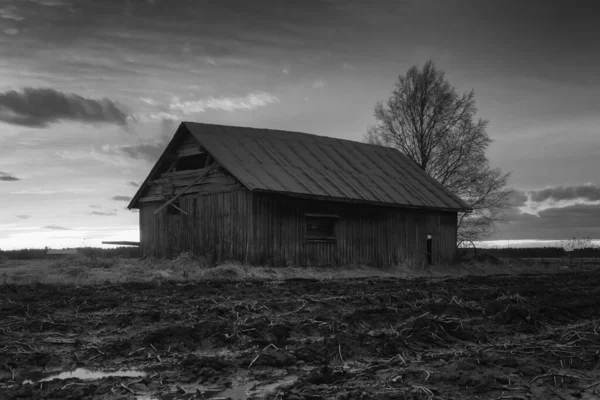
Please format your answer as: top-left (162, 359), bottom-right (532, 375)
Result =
top-left (22, 368), bottom-right (146, 385)
top-left (251, 375), bottom-right (298, 397)
top-left (210, 383), bottom-right (253, 399)
top-left (142, 376), bottom-right (298, 400)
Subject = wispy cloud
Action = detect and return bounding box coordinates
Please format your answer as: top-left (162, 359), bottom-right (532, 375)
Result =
top-left (0, 6), bottom-right (25, 21)
top-left (0, 88), bottom-right (128, 127)
top-left (112, 195), bottom-right (132, 202)
top-left (89, 211), bottom-right (117, 216)
top-left (0, 172), bottom-right (19, 181)
top-left (28, 0), bottom-right (71, 6)
top-left (10, 188), bottom-right (95, 195)
top-left (129, 111), bottom-right (179, 123)
top-left (530, 184), bottom-right (600, 203)
top-left (492, 204), bottom-right (600, 240)
top-left (312, 80), bottom-right (326, 89)
top-left (138, 97), bottom-right (158, 105)
top-left (118, 142), bottom-right (166, 162)
top-left (17, 215), bottom-right (31, 220)
top-left (89, 204), bottom-right (101, 208)
top-left (169, 91), bottom-right (279, 114)
top-left (44, 224), bottom-right (70, 230)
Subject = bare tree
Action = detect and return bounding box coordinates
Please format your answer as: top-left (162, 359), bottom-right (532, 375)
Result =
top-left (366, 60), bottom-right (513, 245)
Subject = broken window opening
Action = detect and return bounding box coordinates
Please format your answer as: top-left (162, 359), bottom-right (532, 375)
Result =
top-left (167, 199), bottom-right (182, 215)
top-left (305, 214), bottom-right (337, 242)
top-left (175, 153), bottom-right (211, 171)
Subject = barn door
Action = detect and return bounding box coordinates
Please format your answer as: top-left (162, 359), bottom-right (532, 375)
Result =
top-left (427, 234), bottom-right (433, 265)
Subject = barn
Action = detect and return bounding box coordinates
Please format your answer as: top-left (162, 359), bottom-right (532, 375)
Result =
top-left (127, 122), bottom-right (470, 267)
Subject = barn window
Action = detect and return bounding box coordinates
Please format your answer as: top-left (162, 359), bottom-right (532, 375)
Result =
top-left (305, 214), bottom-right (338, 241)
top-left (175, 153), bottom-right (210, 171)
top-left (167, 199), bottom-right (182, 215)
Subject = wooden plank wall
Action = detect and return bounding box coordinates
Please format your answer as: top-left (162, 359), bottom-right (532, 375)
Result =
top-left (139, 190), bottom-right (252, 261)
top-left (139, 190), bottom-right (458, 267)
top-left (250, 193), bottom-right (458, 267)
top-left (141, 166), bottom-right (241, 201)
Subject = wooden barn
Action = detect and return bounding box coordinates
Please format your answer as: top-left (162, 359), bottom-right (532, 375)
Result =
top-left (128, 122), bottom-right (470, 267)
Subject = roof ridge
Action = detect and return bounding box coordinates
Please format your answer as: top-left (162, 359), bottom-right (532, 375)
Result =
top-left (182, 121), bottom-right (392, 150)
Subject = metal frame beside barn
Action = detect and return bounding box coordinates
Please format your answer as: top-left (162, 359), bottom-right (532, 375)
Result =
top-left (128, 122), bottom-right (471, 267)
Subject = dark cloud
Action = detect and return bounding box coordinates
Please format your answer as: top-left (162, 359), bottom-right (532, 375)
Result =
top-left (17, 214), bottom-right (31, 219)
top-left (491, 204), bottom-right (600, 241)
top-left (111, 195), bottom-right (132, 202)
top-left (0, 88), bottom-right (128, 127)
top-left (498, 190), bottom-right (528, 223)
top-left (530, 184), bottom-right (600, 203)
top-left (0, 172), bottom-right (20, 181)
top-left (44, 224), bottom-right (70, 230)
top-left (89, 211), bottom-right (117, 216)
top-left (127, 180), bottom-right (140, 187)
top-left (507, 190), bottom-right (528, 207)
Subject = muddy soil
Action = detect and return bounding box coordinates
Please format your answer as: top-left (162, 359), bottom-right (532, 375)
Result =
top-left (2, 270), bottom-right (600, 399)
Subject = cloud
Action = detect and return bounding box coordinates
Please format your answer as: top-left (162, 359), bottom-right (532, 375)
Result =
top-left (499, 190), bottom-right (529, 222)
top-left (17, 215), bottom-right (31, 220)
top-left (169, 91), bottom-right (279, 114)
top-left (492, 204), bottom-right (600, 241)
top-left (127, 181), bottom-right (140, 187)
top-left (0, 172), bottom-right (19, 181)
top-left (89, 204), bottom-right (101, 208)
top-left (3, 27), bottom-right (19, 35)
top-left (530, 184), bottom-right (600, 203)
top-left (89, 211), bottom-right (117, 216)
top-left (0, 6), bottom-right (25, 21)
top-left (138, 97), bottom-right (158, 105)
top-left (44, 224), bottom-right (70, 230)
top-left (27, 0), bottom-right (71, 6)
top-left (312, 80), bottom-right (326, 89)
top-left (508, 190), bottom-right (528, 207)
top-left (129, 111), bottom-right (179, 123)
top-left (119, 143), bottom-right (165, 162)
top-left (0, 88), bottom-right (128, 127)
top-left (10, 188), bottom-right (95, 195)
top-left (495, 185), bottom-right (600, 239)
top-left (112, 195), bottom-right (132, 202)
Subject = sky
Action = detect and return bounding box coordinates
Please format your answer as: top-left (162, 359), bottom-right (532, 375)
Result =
top-left (0, 0), bottom-right (599, 250)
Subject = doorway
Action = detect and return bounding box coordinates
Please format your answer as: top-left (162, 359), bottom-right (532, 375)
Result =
top-left (426, 234), bottom-right (432, 265)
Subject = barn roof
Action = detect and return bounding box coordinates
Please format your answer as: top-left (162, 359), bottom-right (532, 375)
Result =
top-left (129, 122), bottom-right (470, 211)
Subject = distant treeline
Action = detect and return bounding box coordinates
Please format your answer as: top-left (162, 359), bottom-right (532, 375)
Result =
top-left (462, 247), bottom-right (600, 258)
top-left (0, 246), bottom-right (141, 260)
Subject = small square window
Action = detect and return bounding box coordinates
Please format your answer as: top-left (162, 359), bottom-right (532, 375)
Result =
top-left (305, 214), bottom-right (337, 241)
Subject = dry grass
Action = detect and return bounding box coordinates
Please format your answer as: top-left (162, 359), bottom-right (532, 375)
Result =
top-left (0, 252), bottom-right (583, 286)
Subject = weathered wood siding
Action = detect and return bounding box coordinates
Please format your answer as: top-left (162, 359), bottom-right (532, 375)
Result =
top-left (140, 166), bottom-right (241, 202)
top-left (140, 190), bottom-right (457, 267)
top-left (139, 190), bottom-right (252, 261)
top-left (249, 193), bottom-right (457, 267)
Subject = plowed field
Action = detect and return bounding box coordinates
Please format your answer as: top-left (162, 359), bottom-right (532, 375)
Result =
top-left (2, 270), bottom-right (600, 399)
